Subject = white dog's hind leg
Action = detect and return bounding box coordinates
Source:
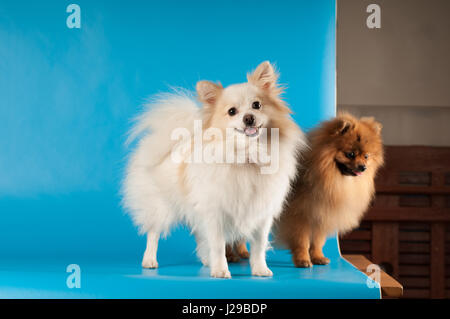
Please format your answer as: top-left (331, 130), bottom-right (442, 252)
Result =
top-left (142, 231), bottom-right (160, 268)
top-left (194, 232), bottom-right (209, 266)
top-left (250, 219), bottom-right (273, 277)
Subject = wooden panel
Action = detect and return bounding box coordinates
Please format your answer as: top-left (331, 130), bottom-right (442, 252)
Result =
top-left (339, 240), bottom-right (371, 253)
top-left (340, 230), bottom-right (371, 241)
top-left (372, 222), bottom-right (399, 278)
top-left (446, 196), bottom-right (450, 208)
top-left (400, 277), bottom-right (430, 288)
top-left (399, 253), bottom-right (430, 265)
top-left (400, 223), bottom-right (430, 231)
top-left (399, 265), bottom-right (430, 277)
top-left (403, 289), bottom-right (430, 299)
top-left (398, 171), bottom-right (431, 186)
top-left (399, 195), bottom-right (431, 207)
top-left (377, 186), bottom-right (450, 195)
top-left (445, 254), bottom-right (450, 265)
top-left (366, 208), bottom-right (450, 222)
top-left (399, 231), bottom-right (430, 242)
top-left (373, 194), bottom-right (399, 207)
top-left (399, 242), bottom-right (429, 254)
top-left (430, 223), bottom-right (446, 298)
top-left (359, 221), bottom-right (372, 228)
top-left (432, 172), bottom-right (445, 188)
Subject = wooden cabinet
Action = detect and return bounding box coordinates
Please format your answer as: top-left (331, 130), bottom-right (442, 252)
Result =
top-left (340, 146), bottom-right (450, 298)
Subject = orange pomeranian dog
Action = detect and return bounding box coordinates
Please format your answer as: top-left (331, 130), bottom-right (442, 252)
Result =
top-left (275, 113), bottom-right (384, 267)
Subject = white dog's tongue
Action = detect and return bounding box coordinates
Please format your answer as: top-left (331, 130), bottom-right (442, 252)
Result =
top-left (244, 127), bottom-right (257, 136)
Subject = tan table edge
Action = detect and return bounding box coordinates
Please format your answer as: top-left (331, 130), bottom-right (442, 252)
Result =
top-left (343, 254), bottom-right (404, 298)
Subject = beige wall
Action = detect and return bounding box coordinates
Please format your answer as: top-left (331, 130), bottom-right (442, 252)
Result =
top-left (340, 105), bottom-right (450, 146)
top-left (337, 0), bottom-right (450, 146)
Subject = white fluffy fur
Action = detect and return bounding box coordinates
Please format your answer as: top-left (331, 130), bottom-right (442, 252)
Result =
top-left (122, 64), bottom-right (304, 278)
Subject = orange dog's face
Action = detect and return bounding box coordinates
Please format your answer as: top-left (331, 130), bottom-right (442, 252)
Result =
top-left (195, 61), bottom-right (291, 138)
top-left (329, 115), bottom-right (384, 177)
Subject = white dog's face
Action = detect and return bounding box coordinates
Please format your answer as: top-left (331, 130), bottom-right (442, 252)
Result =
top-left (196, 61), bottom-right (291, 140)
top-left (211, 83), bottom-right (269, 138)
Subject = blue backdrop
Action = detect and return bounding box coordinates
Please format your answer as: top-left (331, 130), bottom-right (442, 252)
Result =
top-left (0, 0), bottom-right (380, 298)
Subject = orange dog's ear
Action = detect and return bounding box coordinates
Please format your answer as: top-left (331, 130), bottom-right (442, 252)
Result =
top-left (331, 118), bottom-right (354, 135)
top-left (196, 80), bottom-right (223, 105)
top-left (361, 116), bottom-right (383, 135)
top-left (247, 61), bottom-right (279, 92)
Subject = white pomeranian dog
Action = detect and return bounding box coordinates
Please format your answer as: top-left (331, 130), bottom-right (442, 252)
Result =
top-left (122, 61), bottom-right (305, 278)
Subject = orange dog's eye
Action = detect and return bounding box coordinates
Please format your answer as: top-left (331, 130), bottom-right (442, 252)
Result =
top-left (345, 152), bottom-right (355, 159)
top-left (364, 154), bottom-right (369, 159)
top-left (228, 107), bottom-right (237, 116)
top-left (252, 101), bottom-right (261, 109)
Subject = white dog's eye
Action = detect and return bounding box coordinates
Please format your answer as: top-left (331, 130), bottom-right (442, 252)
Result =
top-left (252, 101), bottom-right (261, 109)
top-left (228, 107), bottom-right (238, 116)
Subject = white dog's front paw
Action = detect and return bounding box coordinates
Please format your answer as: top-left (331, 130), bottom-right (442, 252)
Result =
top-left (210, 268), bottom-right (231, 279)
top-left (142, 256), bottom-right (159, 269)
top-left (252, 265), bottom-right (273, 277)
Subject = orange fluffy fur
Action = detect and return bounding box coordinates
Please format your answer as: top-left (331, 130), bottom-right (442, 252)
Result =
top-left (275, 113), bottom-right (384, 267)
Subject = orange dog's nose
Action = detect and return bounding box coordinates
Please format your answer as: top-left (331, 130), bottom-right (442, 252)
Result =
top-left (357, 165), bottom-right (367, 172)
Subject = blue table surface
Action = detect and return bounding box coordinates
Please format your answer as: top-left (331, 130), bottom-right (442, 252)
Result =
top-left (0, 192), bottom-right (380, 299)
top-left (0, 228), bottom-right (380, 299)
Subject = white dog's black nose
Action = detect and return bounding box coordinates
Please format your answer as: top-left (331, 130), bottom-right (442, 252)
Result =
top-left (243, 114), bottom-right (255, 126)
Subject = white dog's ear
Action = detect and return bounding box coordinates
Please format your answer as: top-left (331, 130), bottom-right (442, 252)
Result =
top-left (247, 61), bottom-right (279, 91)
top-left (196, 81), bottom-right (223, 105)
